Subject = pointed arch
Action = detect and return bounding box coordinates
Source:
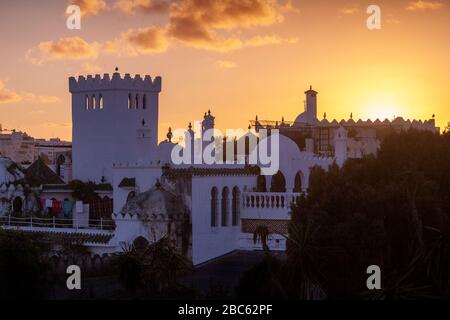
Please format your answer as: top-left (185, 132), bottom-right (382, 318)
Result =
top-left (257, 175), bottom-right (267, 192)
top-left (92, 95), bottom-right (96, 109)
top-left (128, 93), bottom-right (132, 109)
top-left (294, 171), bottom-right (304, 192)
top-left (270, 170), bottom-right (286, 192)
top-left (143, 94), bottom-right (147, 110)
top-left (232, 186), bottom-right (240, 226)
top-left (13, 197), bottom-right (23, 213)
top-left (211, 187), bottom-right (218, 227)
top-left (99, 94), bottom-right (103, 109)
top-left (221, 187), bottom-right (229, 226)
top-left (126, 191), bottom-right (136, 202)
top-left (85, 95), bottom-right (89, 110)
top-left (135, 94), bottom-right (139, 109)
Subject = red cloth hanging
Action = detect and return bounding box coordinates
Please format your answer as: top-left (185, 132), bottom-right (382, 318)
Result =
top-left (52, 200), bottom-right (62, 216)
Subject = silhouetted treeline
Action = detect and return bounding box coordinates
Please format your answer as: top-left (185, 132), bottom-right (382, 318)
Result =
top-left (238, 129), bottom-right (450, 299)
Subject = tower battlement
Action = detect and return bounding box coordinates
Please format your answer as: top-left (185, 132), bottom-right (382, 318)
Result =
top-left (69, 72), bottom-right (161, 93)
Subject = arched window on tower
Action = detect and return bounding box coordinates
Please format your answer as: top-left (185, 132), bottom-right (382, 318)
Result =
top-left (232, 186), bottom-right (240, 226)
top-left (92, 95), bottom-right (96, 109)
top-left (211, 187), bottom-right (218, 227)
top-left (135, 94), bottom-right (139, 109)
top-left (143, 94), bottom-right (147, 109)
top-left (85, 95), bottom-right (89, 110)
top-left (128, 93), bottom-right (132, 109)
top-left (221, 187), bottom-right (229, 226)
top-left (99, 94), bottom-right (103, 109)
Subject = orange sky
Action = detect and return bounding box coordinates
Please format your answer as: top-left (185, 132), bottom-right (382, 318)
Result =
top-left (0, 0), bottom-right (449, 141)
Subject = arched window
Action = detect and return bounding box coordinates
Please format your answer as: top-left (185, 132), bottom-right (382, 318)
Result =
top-left (99, 94), bottom-right (103, 109)
top-left (85, 95), bottom-right (89, 110)
top-left (270, 171), bottom-right (286, 192)
top-left (92, 95), bottom-right (96, 109)
top-left (257, 175), bottom-right (267, 192)
top-left (13, 197), bottom-right (23, 213)
top-left (232, 186), bottom-right (240, 226)
top-left (56, 154), bottom-right (66, 177)
top-left (221, 187), bottom-right (229, 226)
top-left (135, 94), bottom-right (139, 109)
top-left (128, 93), bottom-right (132, 109)
top-left (143, 94), bottom-right (147, 110)
top-left (294, 171), bottom-right (303, 192)
top-left (126, 191), bottom-right (136, 202)
top-left (211, 187), bottom-right (218, 227)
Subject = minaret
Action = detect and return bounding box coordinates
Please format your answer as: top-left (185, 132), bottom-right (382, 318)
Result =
top-left (69, 70), bottom-right (162, 183)
top-left (304, 85), bottom-right (318, 123)
top-left (334, 125), bottom-right (348, 167)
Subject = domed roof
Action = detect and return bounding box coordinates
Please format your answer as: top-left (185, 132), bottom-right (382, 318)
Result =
top-left (120, 183), bottom-right (189, 221)
top-left (294, 111), bottom-right (308, 124)
top-left (293, 111), bottom-right (318, 126)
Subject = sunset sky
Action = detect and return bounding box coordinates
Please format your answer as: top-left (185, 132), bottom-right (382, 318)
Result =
top-left (0, 0), bottom-right (449, 141)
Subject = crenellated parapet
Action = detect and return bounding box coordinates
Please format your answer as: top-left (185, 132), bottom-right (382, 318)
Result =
top-left (69, 72), bottom-right (161, 93)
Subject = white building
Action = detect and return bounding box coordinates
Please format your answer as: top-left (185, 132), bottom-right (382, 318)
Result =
top-left (0, 71), bottom-right (440, 266)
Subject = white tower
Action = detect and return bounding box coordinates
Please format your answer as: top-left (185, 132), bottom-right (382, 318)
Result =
top-left (334, 125), bottom-right (348, 167)
top-left (69, 69), bottom-right (162, 183)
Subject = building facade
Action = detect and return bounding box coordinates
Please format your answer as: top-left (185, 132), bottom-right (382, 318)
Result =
top-left (0, 72), bottom-right (440, 266)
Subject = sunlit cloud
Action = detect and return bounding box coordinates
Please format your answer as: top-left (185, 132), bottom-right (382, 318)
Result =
top-left (0, 80), bottom-right (60, 105)
top-left (41, 122), bottom-right (72, 128)
top-left (26, 37), bottom-right (100, 65)
top-left (406, 1), bottom-right (444, 11)
top-left (114, 0), bottom-right (171, 15)
top-left (81, 62), bottom-right (102, 74)
top-left (23, 93), bottom-right (61, 104)
top-left (70, 0), bottom-right (108, 16)
top-left (0, 81), bottom-right (22, 104)
top-left (339, 7), bottom-right (359, 15)
top-left (216, 60), bottom-right (237, 69)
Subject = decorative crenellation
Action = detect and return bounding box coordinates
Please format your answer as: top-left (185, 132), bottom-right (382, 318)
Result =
top-left (69, 72), bottom-right (161, 93)
top-left (317, 117), bottom-right (437, 130)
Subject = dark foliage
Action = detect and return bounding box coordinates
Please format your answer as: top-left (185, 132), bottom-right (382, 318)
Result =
top-left (238, 129), bottom-right (450, 299)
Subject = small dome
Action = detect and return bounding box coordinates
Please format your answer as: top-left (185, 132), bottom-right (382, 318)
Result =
top-left (120, 184), bottom-right (189, 221)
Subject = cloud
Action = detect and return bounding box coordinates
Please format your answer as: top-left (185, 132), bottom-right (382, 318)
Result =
top-left (216, 60), bottom-right (237, 69)
top-left (70, 0), bottom-right (108, 16)
top-left (29, 0), bottom-right (294, 61)
top-left (0, 80), bottom-right (60, 105)
top-left (42, 122), bottom-right (72, 128)
top-left (339, 7), bottom-right (359, 15)
top-left (386, 19), bottom-right (401, 25)
top-left (406, 1), bottom-right (444, 11)
top-left (0, 81), bottom-right (21, 104)
top-left (114, 0), bottom-right (171, 15)
top-left (103, 26), bottom-right (169, 56)
top-left (166, 0), bottom-right (293, 52)
top-left (81, 62), bottom-right (102, 74)
top-left (26, 37), bottom-right (100, 65)
top-left (23, 93), bottom-right (61, 104)
top-left (125, 26), bottom-right (170, 54)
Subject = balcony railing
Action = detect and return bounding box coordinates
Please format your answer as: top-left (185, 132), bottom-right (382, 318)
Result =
top-left (242, 192), bottom-right (302, 210)
top-left (240, 191), bottom-right (303, 220)
top-left (0, 215), bottom-right (115, 231)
